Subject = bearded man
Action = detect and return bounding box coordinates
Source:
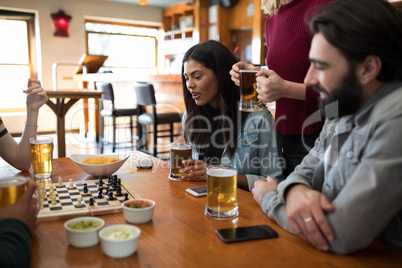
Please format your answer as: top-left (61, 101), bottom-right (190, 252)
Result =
top-left (252, 0), bottom-right (402, 255)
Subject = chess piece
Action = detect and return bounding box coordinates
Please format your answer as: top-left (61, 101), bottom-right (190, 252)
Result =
top-left (51, 195), bottom-right (57, 205)
top-left (98, 177), bottom-right (104, 186)
top-left (69, 179), bottom-right (74, 189)
top-left (58, 176), bottom-right (63, 187)
top-left (89, 198), bottom-right (94, 206)
top-left (77, 198), bottom-right (82, 207)
top-left (83, 183), bottom-right (88, 193)
top-left (108, 191), bottom-right (115, 201)
top-left (97, 187), bottom-right (103, 198)
top-left (123, 193), bottom-right (129, 201)
top-left (116, 186), bottom-right (122, 197)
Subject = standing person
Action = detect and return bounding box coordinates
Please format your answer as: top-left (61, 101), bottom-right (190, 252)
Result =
top-left (230, 0), bottom-right (333, 177)
top-left (0, 179), bottom-right (39, 268)
top-left (180, 40), bottom-right (283, 191)
top-left (252, 0), bottom-right (402, 254)
top-left (0, 78), bottom-right (48, 170)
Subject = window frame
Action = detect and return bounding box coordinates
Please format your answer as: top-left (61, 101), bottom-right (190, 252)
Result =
top-left (0, 11), bottom-right (37, 113)
top-left (84, 19), bottom-right (160, 72)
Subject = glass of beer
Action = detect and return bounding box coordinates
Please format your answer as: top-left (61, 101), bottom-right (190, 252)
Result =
top-left (29, 136), bottom-right (54, 179)
top-left (239, 69), bottom-right (266, 111)
top-left (205, 164), bottom-right (239, 220)
top-left (169, 141), bottom-right (192, 181)
top-left (0, 176), bottom-right (28, 208)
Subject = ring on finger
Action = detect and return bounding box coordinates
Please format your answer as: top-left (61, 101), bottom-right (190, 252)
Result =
top-left (304, 217), bottom-right (313, 223)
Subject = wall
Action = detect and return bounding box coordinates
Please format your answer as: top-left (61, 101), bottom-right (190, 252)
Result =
top-left (1, 0), bottom-right (163, 134)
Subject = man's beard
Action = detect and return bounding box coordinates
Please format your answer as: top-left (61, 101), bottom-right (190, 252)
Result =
top-left (314, 72), bottom-right (363, 118)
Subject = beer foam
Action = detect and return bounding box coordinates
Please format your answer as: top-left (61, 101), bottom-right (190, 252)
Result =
top-left (0, 177), bottom-right (27, 187)
top-left (239, 69), bottom-right (259, 73)
top-left (30, 139), bottom-right (52, 145)
top-left (170, 145), bottom-right (191, 150)
top-left (207, 168), bottom-right (237, 177)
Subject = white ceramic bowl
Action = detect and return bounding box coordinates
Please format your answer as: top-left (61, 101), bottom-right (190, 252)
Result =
top-left (122, 199), bottom-right (155, 224)
top-left (99, 224), bottom-right (141, 258)
top-left (70, 153), bottom-right (130, 177)
top-left (64, 216), bottom-right (105, 248)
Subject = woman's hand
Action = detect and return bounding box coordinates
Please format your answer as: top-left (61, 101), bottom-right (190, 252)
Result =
top-left (230, 62), bottom-right (259, 86)
top-left (26, 78), bottom-right (48, 112)
top-left (256, 69), bottom-right (288, 102)
top-left (179, 159), bottom-right (208, 181)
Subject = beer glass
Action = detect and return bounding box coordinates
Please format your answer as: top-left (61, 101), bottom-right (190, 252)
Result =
top-left (169, 141), bottom-right (192, 181)
top-left (205, 164), bottom-right (239, 220)
top-left (0, 176), bottom-right (28, 208)
top-left (29, 136), bottom-right (53, 179)
top-left (239, 69), bottom-right (266, 111)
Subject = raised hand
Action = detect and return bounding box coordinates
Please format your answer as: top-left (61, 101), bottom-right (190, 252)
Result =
top-left (26, 78), bottom-right (48, 111)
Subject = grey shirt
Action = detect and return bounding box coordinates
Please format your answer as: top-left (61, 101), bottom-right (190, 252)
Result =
top-left (260, 81), bottom-right (402, 254)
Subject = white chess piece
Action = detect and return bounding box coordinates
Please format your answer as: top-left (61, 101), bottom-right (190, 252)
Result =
top-left (69, 179), bottom-right (74, 190)
top-left (51, 195), bottom-right (57, 205)
top-left (77, 198), bottom-right (82, 207)
top-left (58, 176), bottom-right (63, 187)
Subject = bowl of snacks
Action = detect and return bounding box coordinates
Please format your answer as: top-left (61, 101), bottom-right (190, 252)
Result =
top-left (122, 199), bottom-right (155, 224)
top-left (70, 153), bottom-right (130, 177)
top-left (64, 216), bottom-right (105, 248)
top-left (99, 224), bottom-right (141, 258)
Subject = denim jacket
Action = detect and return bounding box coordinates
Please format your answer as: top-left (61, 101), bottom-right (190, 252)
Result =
top-left (260, 81), bottom-right (402, 254)
top-left (185, 110), bottom-right (284, 191)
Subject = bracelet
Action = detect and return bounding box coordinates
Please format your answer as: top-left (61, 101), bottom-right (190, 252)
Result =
top-left (25, 122), bottom-right (38, 128)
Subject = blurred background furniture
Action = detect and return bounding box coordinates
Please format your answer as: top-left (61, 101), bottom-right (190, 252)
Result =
top-left (96, 82), bottom-right (138, 153)
top-left (135, 83), bottom-right (182, 158)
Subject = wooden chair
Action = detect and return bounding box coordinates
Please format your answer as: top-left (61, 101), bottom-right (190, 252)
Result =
top-left (135, 83), bottom-right (182, 157)
top-left (96, 82), bottom-right (138, 153)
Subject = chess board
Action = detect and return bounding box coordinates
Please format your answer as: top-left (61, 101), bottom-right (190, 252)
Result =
top-left (37, 179), bottom-right (141, 222)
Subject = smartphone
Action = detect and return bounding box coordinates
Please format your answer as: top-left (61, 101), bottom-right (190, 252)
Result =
top-left (137, 156), bottom-right (153, 169)
top-left (186, 186), bottom-right (207, 197)
top-left (216, 225), bottom-right (278, 243)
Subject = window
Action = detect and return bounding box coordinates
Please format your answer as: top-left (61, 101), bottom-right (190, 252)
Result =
top-left (0, 11), bottom-right (37, 112)
top-left (85, 20), bottom-right (162, 75)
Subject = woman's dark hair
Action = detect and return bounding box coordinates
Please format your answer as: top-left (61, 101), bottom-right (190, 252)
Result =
top-left (310, 0), bottom-right (402, 81)
top-left (181, 40), bottom-right (240, 157)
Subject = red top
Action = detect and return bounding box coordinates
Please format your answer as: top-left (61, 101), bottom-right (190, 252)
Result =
top-left (265, 0), bottom-right (332, 135)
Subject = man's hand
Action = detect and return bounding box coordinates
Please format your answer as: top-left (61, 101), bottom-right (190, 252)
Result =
top-left (0, 179), bottom-right (39, 234)
top-left (285, 184), bottom-right (335, 251)
top-left (252, 176), bottom-right (278, 205)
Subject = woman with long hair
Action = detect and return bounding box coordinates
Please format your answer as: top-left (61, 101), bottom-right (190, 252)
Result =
top-left (180, 40), bottom-right (283, 191)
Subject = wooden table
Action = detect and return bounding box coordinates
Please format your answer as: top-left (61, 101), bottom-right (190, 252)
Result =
top-left (1, 153), bottom-right (401, 268)
top-left (45, 89), bottom-right (104, 158)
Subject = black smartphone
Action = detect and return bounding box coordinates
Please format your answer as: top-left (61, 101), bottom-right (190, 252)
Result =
top-left (216, 225), bottom-right (278, 243)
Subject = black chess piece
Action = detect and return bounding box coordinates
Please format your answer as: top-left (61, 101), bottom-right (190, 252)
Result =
top-left (108, 191), bottom-right (115, 201)
top-left (98, 177), bottom-right (104, 186)
top-left (97, 187), bottom-right (103, 198)
top-left (105, 187), bottom-right (110, 195)
top-left (116, 185), bottom-right (122, 196)
top-left (123, 193), bottom-right (129, 201)
top-left (83, 183), bottom-right (88, 193)
top-left (89, 197), bottom-right (94, 206)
